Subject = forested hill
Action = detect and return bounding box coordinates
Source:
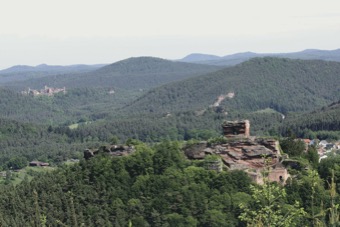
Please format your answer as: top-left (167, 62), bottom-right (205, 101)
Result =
top-left (4, 57), bottom-right (221, 91)
top-left (123, 57), bottom-right (340, 115)
top-left (0, 88), bottom-right (65, 124)
top-left (0, 117), bottom-right (88, 167)
top-left (279, 100), bottom-right (340, 139)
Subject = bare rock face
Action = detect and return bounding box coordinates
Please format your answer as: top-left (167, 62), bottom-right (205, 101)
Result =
top-left (184, 137), bottom-right (280, 168)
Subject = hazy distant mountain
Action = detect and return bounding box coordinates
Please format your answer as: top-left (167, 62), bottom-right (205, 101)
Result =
top-left (180, 53), bottom-right (221, 62)
top-left (179, 49), bottom-right (340, 66)
top-left (5, 57), bottom-right (222, 90)
top-left (0, 63), bottom-right (105, 74)
top-left (0, 64), bottom-right (106, 84)
top-left (282, 49), bottom-right (340, 61)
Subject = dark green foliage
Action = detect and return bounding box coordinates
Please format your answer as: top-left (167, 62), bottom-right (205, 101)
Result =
top-left (6, 156), bottom-right (28, 170)
top-left (0, 139), bottom-right (338, 226)
top-left (152, 141), bottom-right (185, 174)
top-left (0, 88), bottom-right (65, 124)
top-left (279, 100), bottom-right (340, 140)
top-left (305, 146), bottom-right (319, 169)
top-left (280, 138), bottom-right (306, 157)
top-left (0, 142), bottom-right (254, 226)
top-left (0, 116), bottom-right (95, 169)
top-left (319, 156), bottom-right (340, 192)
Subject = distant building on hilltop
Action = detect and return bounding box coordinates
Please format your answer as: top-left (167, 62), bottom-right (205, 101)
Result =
top-left (22, 86), bottom-right (66, 97)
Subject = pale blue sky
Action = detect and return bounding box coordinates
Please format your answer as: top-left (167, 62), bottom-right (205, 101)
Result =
top-left (1, 0), bottom-right (340, 69)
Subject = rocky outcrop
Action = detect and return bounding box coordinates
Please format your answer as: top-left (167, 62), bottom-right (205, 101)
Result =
top-left (184, 142), bottom-right (208, 159)
top-left (184, 137), bottom-right (280, 168)
top-left (183, 136), bottom-right (287, 184)
top-left (84, 145), bottom-right (136, 160)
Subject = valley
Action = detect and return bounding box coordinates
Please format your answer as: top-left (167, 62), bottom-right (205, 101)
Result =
top-left (0, 52), bottom-right (339, 226)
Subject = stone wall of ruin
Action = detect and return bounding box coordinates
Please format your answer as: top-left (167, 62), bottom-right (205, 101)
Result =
top-left (222, 120), bottom-right (250, 137)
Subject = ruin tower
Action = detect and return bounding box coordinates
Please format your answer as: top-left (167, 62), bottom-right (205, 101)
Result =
top-left (222, 120), bottom-right (250, 137)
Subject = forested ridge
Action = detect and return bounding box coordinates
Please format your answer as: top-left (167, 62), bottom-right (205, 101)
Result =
top-left (123, 57), bottom-right (340, 115)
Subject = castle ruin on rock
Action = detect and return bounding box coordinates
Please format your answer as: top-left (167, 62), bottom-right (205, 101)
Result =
top-left (184, 120), bottom-right (289, 184)
top-left (22, 86), bottom-right (66, 97)
top-left (222, 120), bottom-right (250, 137)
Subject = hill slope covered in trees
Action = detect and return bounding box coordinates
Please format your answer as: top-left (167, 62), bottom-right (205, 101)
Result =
top-left (279, 100), bottom-right (340, 139)
top-left (123, 58), bottom-right (340, 115)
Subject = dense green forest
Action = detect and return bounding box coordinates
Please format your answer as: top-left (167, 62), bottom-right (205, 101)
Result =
top-left (0, 140), bottom-right (338, 226)
top-left (279, 100), bottom-right (340, 139)
top-left (0, 87), bottom-right (141, 125)
top-left (0, 117), bottom-right (101, 169)
top-left (0, 88), bottom-right (66, 124)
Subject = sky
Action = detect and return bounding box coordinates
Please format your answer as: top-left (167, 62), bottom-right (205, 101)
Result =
top-left (0, 0), bottom-right (340, 69)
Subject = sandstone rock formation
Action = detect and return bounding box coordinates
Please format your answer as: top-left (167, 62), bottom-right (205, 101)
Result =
top-left (184, 120), bottom-right (289, 184)
top-left (84, 145), bottom-right (135, 160)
